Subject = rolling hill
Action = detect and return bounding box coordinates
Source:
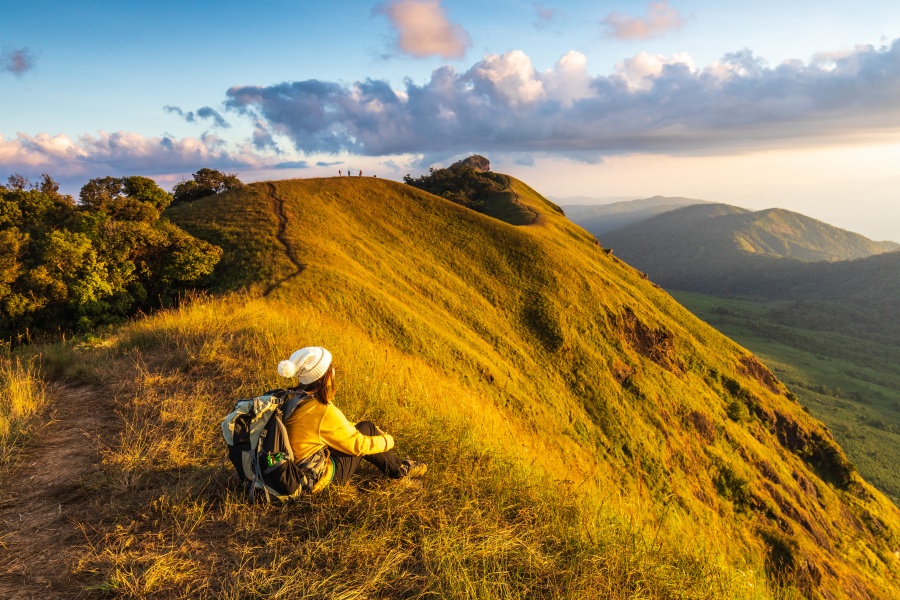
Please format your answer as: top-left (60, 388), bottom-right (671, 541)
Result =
top-left (3, 174), bottom-right (899, 598)
top-left (562, 196), bottom-right (714, 236)
top-left (600, 203), bottom-right (898, 292)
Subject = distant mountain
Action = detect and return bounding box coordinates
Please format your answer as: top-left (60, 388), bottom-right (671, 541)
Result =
top-left (550, 195), bottom-right (639, 209)
top-left (602, 203), bottom-right (898, 290)
top-left (562, 196), bottom-right (713, 236)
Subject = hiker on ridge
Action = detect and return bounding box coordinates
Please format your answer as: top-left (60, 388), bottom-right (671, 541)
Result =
top-left (277, 347), bottom-right (426, 492)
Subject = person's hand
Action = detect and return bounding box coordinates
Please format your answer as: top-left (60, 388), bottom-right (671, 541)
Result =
top-left (374, 425), bottom-right (385, 435)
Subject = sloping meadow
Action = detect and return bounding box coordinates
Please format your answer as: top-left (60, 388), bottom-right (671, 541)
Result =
top-left (15, 176), bottom-right (900, 597)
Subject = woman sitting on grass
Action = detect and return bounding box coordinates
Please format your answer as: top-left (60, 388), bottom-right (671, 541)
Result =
top-left (277, 346), bottom-right (426, 492)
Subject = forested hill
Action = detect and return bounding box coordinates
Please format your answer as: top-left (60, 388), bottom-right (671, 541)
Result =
top-left (563, 195), bottom-right (714, 236)
top-left (162, 174), bottom-right (900, 597)
top-left (596, 198), bottom-right (900, 339)
top-left (601, 202), bottom-right (898, 291)
top-left (0, 174), bottom-right (223, 341)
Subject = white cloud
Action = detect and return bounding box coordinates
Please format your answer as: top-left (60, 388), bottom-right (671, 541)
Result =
top-left (603, 1), bottom-right (684, 41)
top-left (377, 0), bottom-right (471, 59)
top-left (613, 51), bottom-right (696, 91)
top-left (11, 40), bottom-right (900, 182)
top-left (543, 51), bottom-right (593, 105)
top-left (470, 50), bottom-right (545, 107)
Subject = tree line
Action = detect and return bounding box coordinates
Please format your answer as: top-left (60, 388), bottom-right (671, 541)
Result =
top-left (0, 169), bottom-right (241, 343)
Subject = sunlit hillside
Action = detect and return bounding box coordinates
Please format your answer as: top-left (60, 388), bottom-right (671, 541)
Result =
top-left (4, 175), bottom-right (899, 598)
top-left (172, 176), bottom-right (900, 596)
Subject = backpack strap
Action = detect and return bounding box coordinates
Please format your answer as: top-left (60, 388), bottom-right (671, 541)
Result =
top-left (251, 432), bottom-right (270, 503)
top-left (282, 390), bottom-right (315, 421)
top-left (273, 411), bottom-right (295, 462)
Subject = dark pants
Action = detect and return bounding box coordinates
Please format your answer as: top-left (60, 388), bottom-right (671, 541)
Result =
top-left (330, 420), bottom-right (405, 485)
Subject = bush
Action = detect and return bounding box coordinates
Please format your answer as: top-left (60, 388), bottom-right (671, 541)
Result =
top-left (727, 399), bottom-right (750, 422)
top-left (172, 168), bottom-right (242, 205)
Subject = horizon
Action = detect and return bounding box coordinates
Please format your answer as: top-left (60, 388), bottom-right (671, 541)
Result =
top-left (551, 191), bottom-right (900, 244)
top-left (3, 0), bottom-right (900, 241)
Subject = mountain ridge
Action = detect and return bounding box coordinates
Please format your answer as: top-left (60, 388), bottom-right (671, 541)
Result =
top-left (4, 173), bottom-right (898, 597)
top-left (600, 202), bottom-right (898, 291)
top-left (167, 175), bottom-right (900, 597)
top-left (562, 195), bottom-right (715, 236)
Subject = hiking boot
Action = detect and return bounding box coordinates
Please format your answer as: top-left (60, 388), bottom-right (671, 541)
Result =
top-left (400, 459), bottom-right (427, 478)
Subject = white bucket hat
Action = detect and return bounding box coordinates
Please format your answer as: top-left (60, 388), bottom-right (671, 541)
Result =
top-left (277, 347), bottom-right (332, 384)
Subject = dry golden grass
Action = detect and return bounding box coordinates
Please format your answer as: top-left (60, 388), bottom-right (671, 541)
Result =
top-left (0, 354), bottom-right (47, 463)
top-left (4, 175), bottom-right (898, 598)
top-left (41, 293), bottom-right (777, 599)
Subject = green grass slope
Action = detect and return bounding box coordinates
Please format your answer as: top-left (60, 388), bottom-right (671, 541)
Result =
top-left (601, 204), bottom-right (896, 291)
top-left (672, 291), bottom-right (900, 506)
top-left (10, 175), bottom-right (899, 597)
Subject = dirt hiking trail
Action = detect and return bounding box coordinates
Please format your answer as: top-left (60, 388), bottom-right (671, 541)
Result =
top-left (263, 182), bottom-right (306, 296)
top-left (0, 384), bottom-right (117, 598)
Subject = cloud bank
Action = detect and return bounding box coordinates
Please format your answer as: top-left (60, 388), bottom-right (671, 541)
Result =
top-left (377, 0), bottom-right (471, 59)
top-left (2, 47), bottom-right (35, 76)
top-left (603, 1), bottom-right (684, 40)
top-left (8, 40), bottom-right (900, 181)
top-left (225, 39), bottom-right (900, 159)
top-left (0, 131), bottom-right (279, 178)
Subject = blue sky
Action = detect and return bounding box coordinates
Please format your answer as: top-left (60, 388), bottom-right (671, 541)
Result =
top-left (3, 0), bottom-right (900, 239)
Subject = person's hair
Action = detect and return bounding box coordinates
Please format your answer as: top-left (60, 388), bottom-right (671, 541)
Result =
top-left (303, 365), bottom-right (335, 404)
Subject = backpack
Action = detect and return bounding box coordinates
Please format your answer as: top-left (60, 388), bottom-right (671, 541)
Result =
top-left (222, 388), bottom-right (331, 502)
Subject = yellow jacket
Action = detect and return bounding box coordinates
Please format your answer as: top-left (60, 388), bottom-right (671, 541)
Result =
top-left (284, 399), bottom-right (395, 492)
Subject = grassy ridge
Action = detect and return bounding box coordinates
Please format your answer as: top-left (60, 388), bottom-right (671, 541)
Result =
top-left (9, 175), bottom-right (900, 597)
top-left (175, 176), bottom-right (900, 596)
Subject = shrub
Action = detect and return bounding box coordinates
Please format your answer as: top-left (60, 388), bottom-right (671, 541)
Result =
top-left (727, 399), bottom-right (750, 422)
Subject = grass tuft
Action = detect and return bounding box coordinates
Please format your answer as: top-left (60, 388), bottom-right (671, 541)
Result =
top-left (0, 354), bottom-right (47, 462)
